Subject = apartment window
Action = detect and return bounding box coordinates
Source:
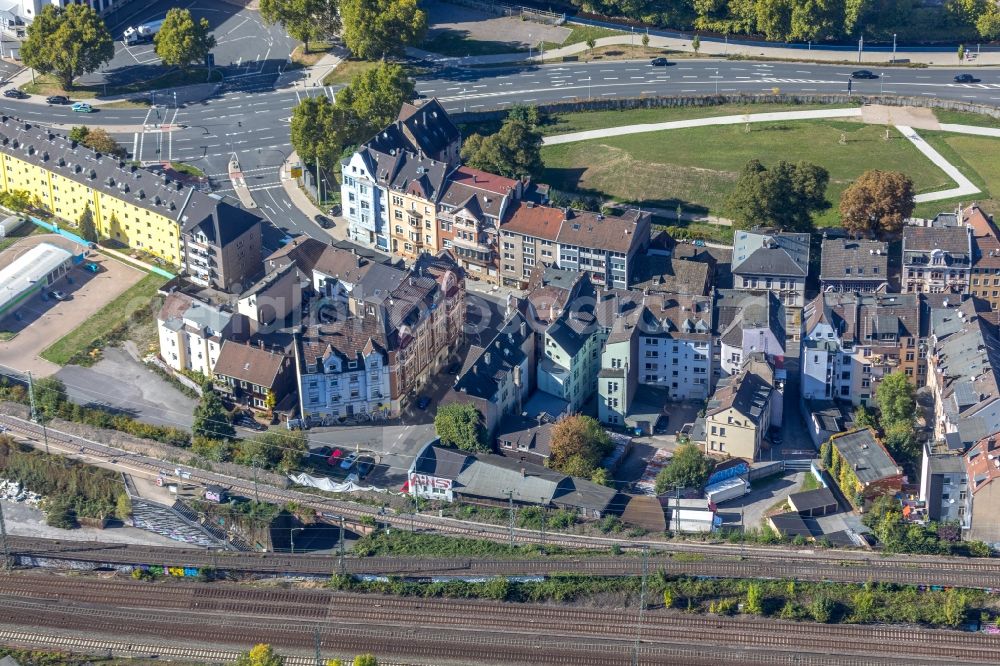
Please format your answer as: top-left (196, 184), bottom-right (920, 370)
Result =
top-left (392, 195), bottom-right (403, 206)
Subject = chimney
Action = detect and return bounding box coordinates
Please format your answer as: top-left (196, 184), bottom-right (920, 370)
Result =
top-left (520, 468), bottom-right (526, 478)
top-left (484, 351), bottom-right (491, 365)
top-left (520, 321), bottom-right (526, 338)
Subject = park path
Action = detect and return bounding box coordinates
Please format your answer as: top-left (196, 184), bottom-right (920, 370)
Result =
top-left (543, 105), bottom-right (997, 204)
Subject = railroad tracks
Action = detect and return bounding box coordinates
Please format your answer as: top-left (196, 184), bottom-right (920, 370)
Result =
top-left (0, 573), bottom-right (997, 665)
top-left (9, 535), bottom-right (1000, 589)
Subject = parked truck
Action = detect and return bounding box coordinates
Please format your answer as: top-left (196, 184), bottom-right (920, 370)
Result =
top-left (123, 18), bottom-right (164, 45)
top-left (705, 476), bottom-right (750, 505)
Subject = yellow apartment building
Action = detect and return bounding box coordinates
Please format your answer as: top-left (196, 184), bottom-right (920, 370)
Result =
top-left (385, 152), bottom-right (449, 262)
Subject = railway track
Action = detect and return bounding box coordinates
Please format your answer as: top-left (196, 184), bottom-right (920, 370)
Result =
top-left (0, 573), bottom-right (997, 665)
top-left (9, 534), bottom-right (1000, 589)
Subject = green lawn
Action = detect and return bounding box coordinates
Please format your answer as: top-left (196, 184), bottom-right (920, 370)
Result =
top-left (169, 162), bottom-right (206, 178)
top-left (913, 131), bottom-right (1000, 219)
top-left (422, 30), bottom-right (527, 57)
top-left (41, 273), bottom-right (167, 366)
top-left (541, 119), bottom-right (953, 228)
top-left (0, 221), bottom-right (45, 254)
top-left (799, 472), bottom-right (823, 492)
top-left (932, 109), bottom-right (1000, 129)
top-left (562, 24), bottom-right (625, 46)
top-left (22, 69), bottom-right (222, 98)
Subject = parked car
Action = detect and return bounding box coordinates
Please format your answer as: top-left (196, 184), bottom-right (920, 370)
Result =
top-left (311, 446), bottom-right (332, 460)
top-left (46, 95), bottom-right (69, 104)
top-left (83, 262), bottom-right (100, 273)
top-left (445, 361), bottom-right (462, 375)
top-left (327, 448), bottom-right (345, 466)
top-left (3, 89), bottom-right (27, 99)
top-left (416, 395), bottom-right (431, 410)
top-left (355, 455), bottom-right (375, 479)
top-left (314, 213), bottom-right (334, 228)
top-left (71, 102), bottom-right (94, 113)
top-left (954, 73), bottom-right (980, 83)
top-left (340, 451), bottom-right (359, 470)
top-left (236, 415), bottom-right (266, 431)
top-left (851, 70), bottom-right (878, 79)
top-left (692, 240), bottom-right (706, 247)
top-left (47, 289), bottom-right (68, 301)
top-left (650, 57), bottom-right (669, 66)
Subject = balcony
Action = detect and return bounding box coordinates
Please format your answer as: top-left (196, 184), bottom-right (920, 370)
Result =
top-left (451, 233), bottom-right (492, 254)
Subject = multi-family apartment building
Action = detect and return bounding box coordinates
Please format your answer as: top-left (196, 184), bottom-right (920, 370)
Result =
top-left (212, 341), bottom-right (296, 414)
top-left (968, 205), bottom-right (1000, 312)
top-left (963, 433), bottom-right (1000, 547)
top-left (919, 438), bottom-right (969, 528)
top-left (819, 237), bottom-right (889, 294)
top-left (714, 289), bottom-right (786, 380)
top-left (437, 166), bottom-right (520, 283)
top-left (902, 219), bottom-right (972, 294)
top-left (800, 292), bottom-right (922, 406)
top-left (732, 229), bottom-right (809, 344)
top-left (293, 252), bottom-right (465, 422)
top-left (341, 99), bottom-right (461, 253)
top-left (598, 309), bottom-right (640, 427)
top-left (0, 116), bottom-right (261, 279)
top-left (499, 203), bottom-right (651, 289)
top-left (697, 359), bottom-right (775, 460)
top-left (157, 291), bottom-right (249, 378)
top-left (926, 297), bottom-right (1000, 448)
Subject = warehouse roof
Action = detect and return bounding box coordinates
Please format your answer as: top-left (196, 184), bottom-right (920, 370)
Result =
top-left (830, 428), bottom-right (902, 485)
top-left (0, 242), bottom-right (72, 313)
top-left (787, 487), bottom-right (838, 513)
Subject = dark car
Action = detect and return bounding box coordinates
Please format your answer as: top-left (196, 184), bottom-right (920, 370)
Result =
top-left (445, 362), bottom-right (462, 375)
top-left (236, 416), bottom-right (266, 431)
top-left (311, 446), bottom-right (333, 460)
top-left (851, 70), bottom-right (878, 79)
top-left (355, 455), bottom-right (375, 479)
top-left (46, 95), bottom-right (69, 104)
top-left (416, 395), bottom-right (431, 410)
top-left (314, 213), bottom-right (334, 228)
top-left (3, 89), bottom-right (27, 99)
top-left (954, 73), bottom-right (980, 83)
top-left (650, 57), bottom-right (669, 66)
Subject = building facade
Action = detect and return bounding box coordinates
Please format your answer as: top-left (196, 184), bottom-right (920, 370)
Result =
top-left (157, 291), bottom-right (247, 378)
top-left (732, 230), bottom-right (809, 344)
top-left (213, 341), bottom-right (296, 413)
top-left (180, 204), bottom-right (262, 292)
top-left (902, 221), bottom-right (972, 294)
top-left (819, 237), bottom-right (889, 293)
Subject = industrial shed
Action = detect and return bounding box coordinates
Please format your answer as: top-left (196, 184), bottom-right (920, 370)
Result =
top-left (0, 242), bottom-right (73, 316)
top-left (787, 487), bottom-right (839, 517)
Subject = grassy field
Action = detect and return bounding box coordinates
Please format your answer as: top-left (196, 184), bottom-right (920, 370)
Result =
top-left (541, 119), bottom-right (953, 228)
top-left (23, 69), bottom-right (222, 99)
top-left (322, 59), bottom-right (380, 86)
top-left (41, 273), bottom-right (166, 366)
top-left (422, 30), bottom-right (527, 57)
top-left (932, 109), bottom-right (1000, 129)
top-left (913, 131), bottom-right (1000, 219)
top-left (169, 162), bottom-right (205, 178)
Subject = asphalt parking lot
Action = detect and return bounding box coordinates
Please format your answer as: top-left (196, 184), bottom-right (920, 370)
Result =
top-left (79, 0), bottom-right (297, 87)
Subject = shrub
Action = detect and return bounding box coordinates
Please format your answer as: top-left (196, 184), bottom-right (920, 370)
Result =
top-left (810, 595), bottom-right (835, 623)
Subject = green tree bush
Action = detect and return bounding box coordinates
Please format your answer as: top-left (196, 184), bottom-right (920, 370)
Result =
top-left (78, 203), bottom-right (97, 242)
top-left (20, 4), bottom-right (114, 90)
top-left (726, 159), bottom-right (829, 232)
top-left (547, 414), bottom-right (612, 477)
top-left (192, 383), bottom-right (235, 441)
top-left (434, 402), bottom-right (488, 452)
top-left (340, 0), bottom-right (426, 59)
top-left (260, 0), bottom-right (339, 54)
top-left (655, 442), bottom-right (714, 493)
top-left (154, 8), bottom-right (216, 69)
top-left (461, 113), bottom-right (543, 179)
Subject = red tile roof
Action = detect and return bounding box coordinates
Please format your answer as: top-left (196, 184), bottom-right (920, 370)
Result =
top-left (502, 201), bottom-right (564, 239)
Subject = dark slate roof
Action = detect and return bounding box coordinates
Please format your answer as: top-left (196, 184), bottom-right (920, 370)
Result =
top-left (496, 413), bottom-right (555, 459)
top-left (788, 487), bottom-right (838, 512)
top-left (715, 290), bottom-right (785, 349)
top-left (213, 341), bottom-right (289, 388)
top-left (453, 312), bottom-right (531, 401)
top-left (803, 292), bottom-right (919, 345)
top-left (630, 254), bottom-right (711, 295)
top-left (732, 230), bottom-right (810, 277)
top-left (396, 99), bottom-right (460, 159)
top-left (769, 511), bottom-right (812, 538)
top-left (903, 225), bottom-right (971, 266)
top-left (182, 197), bottom-right (262, 246)
top-left (829, 429), bottom-right (902, 485)
top-left (706, 368), bottom-right (772, 424)
top-left (555, 208), bottom-right (649, 254)
top-left (819, 238), bottom-right (888, 283)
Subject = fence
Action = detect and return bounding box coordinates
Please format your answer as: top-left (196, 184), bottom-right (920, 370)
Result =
top-left (451, 93), bottom-right (1000, 124)
top-left (448, 0), bottom-right (566, 24)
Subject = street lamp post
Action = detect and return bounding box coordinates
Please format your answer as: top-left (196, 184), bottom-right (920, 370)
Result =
top-left (892, 33), bottom-right (897, 63)
top-left (290, 527), bottom-right (305, 554)
top-left (858, 35), bottom-right (863, 63)
top-left (880, 72), bottom-right (884, 95)
top-left (714, 67), bottom-right (719, 95)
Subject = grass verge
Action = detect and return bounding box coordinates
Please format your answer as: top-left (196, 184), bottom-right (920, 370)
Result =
top-left (40, 273), bottom-right (167, 366)
top-left (169, 162), bottom-right (206, 178)
top-left (290, 41), bottom-right (336, 68)
top-left (322, 59), bottom-right (379, 86)
top-left (562, 24), bottom-right (626, 46)
top-left (422, 30), bottom-right (526, 57)
top-left (22, 69), bottom-right (223, 99)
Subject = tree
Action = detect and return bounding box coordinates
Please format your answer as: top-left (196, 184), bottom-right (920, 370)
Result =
top-left (820, 440), bottom-right (832, 468)
top-left (434, 402), bottom-right (488, 452)
top-left (265, 389), bottom-right (277, 411)
top-left (725, 159), bottom-right (829, 232)
top-left (115, 492), bottom-right (131, 520)
top-left (810, 595), bottom-right (835, 623)
top-left (192, 383), bottom-right (235, 441)
top-left (663, 588), bottom-right (674, 608)
top-left (642, 32), bottom-right (650, 48)
top-left (755, 0), bottom-right (792, 40)
top-left (943, 589), bottom-right (968, 627)
top-left (875, 371), bottom-right (915, 427)
top-left (34, 377), bottom-right (67, 419)
top-left (790, 0), bottom-right (844, 41)
top-left (259, 0), bottom-right (340, 54)
top-left (745, 582), bottom-right (764, 614)
top-left (78, 203), bottom-right (97, 242)
top-left (691, 34), bottom-right (700, 54)
top-left (44, 497), bottom-right (77, 529)
top-left (976, 7), bottom-right (1000, 38)
top-left (654, 442), bottom-right (714, 493)
top-left (461, 115), bottom-right (543, 179)
top-left (340, 0), bottom-right (426, 60)
top-left (20, 4), bottom-right (115, 91)
top-left (883, 420), bottom-right (919, 467)
top-left (154, 8), bottom-right (216, 69)
top-left (548, 414), bottom-right (612, 477)
top-left (69, 126), bottom-right (89, 143)
top-left (234, 644), bottom-right (285, 666)
top-left (353, 656), bottom-right (378, 666)
top-left (79, 127), bottom-right (126, 158)
top-left (235, 431), bottom-right (308, 471)
top-left (854, 405), bottom-right (877, 429)
top-left (290, 95), bottom-right (356, 167)
top-left (338, 61), bottom-right (416, 137)
top-left (958, 43), bottom-right (966, 61)
top-left (586, 36), bottom-right (597, 50)
top-left (839, 169), bottom-right (915, 238)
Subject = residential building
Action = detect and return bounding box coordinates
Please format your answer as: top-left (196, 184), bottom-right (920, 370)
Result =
top-left (157, 291), bottom-right (248, 378)
top-left (555, 208), bottom-right (651, 289)
top-left (963, 433), bottom-right (1000, 547)
top-left (819, 237), bottom-right (889, 293)
top-left (341, 99), bottom-right (460, 252)
top-left (902, 220), bottom-right (972, 294)
top-left (714, 289), bottom-right (786, 380)
top-left (236, 262), bottom-right (304, 331)
top-left (800, 292), bottom-right (921, 405)
top-left (407, 441), bottom-right (619, 520)
top-left (499, 201), bottom-right (564, 289)
top-left (927, 296), bottom-right (1000, 448)
top-left (698, 361), bottom-right (775, 460)
top-left (212, 341), bottom-right (296, 414)
top-left (803, 399), bottom-right (855, 448)
top-left (968, 204), bottom-right (1000, 311)
top-left (445, 311), bottom-right (535, 437)
top-left (495, 413), bottom-right (555, 467)
top-left (180, 200), bottom-right (262, 292)
top-left (438, 166), bottom-right (520, 283)
top-left (0, 116), bottom-right (258, 273)
top-left (598, 309), bottom-right (640, 427)
top-left (827, 428), bottom-right (904, 502)
top-left (630, 252), bottom-right (712, 296)
top-left (293, 253), bottom-right (465, 423)
top-left (919, 439), bottom-right (969, 527)
top-left (0, 242), bottom-right (72, 317)
top-left (732, 229), bottom-right (809, 343)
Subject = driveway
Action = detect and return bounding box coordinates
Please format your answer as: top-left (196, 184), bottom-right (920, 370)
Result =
top-left (423, 0), bottom-right (570, 49)
top-left (56, 347), bottom-right (197, 429)
top-left (716, 470), bottom-right (806, 530)
top-left (0, 242), bottom-right (144, 377)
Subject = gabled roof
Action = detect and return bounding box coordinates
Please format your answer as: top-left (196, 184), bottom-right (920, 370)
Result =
top-left (715, 290), bottom-right (785, 349)
top-left (556, 208), bottom-right (649, 254)
top-left (803, 292), bottom-right (919, 345)
top-left (819, 238), bottom-right (888, 283)
top-left (732, 229), bottom-right (810, 277)
top-left (502, 201), bottom-right (564, 240)
top-left (630, 254), bottom-right (711, 296)
top-left (453, 312), bottom-right (531, 401)
top-left (706, 367), bottom-right (772, 424)
top-left (903, 225), bottom-right (971, 265)
top-left (968, 205), bottom-right (1000, 270)
top-left (496, 414), bottom-right (555, 459)
top-left (396, 98), bottom-right (460, 159)
top-left (213, 341), bottom-right (289, 388)
top-left (829, 428), bottom-right (902, 485)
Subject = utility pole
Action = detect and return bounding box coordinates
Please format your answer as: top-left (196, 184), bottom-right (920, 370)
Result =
top-left (251, 455), bottom-right (262, 504)
top-left (632, 546), bottom-right (649, 666)
top-left (314, 626), bottom-right (322, 666)
top-left (504, 490), bottom-right (516, 547)
top-left (892, 33), bottom-right (897, 63)
top-left (338, 515), bottom-right (346, 572)
top-left (27, 371), bottom-right (49, 455)
top-left (539, 503), bottom-right (547, 550)
top-left (0, 499), bottom-right (10, 571)
top-left (315, 155), bottom-right (321, 206)
top-left (858, 34), bottom-right (863, 63)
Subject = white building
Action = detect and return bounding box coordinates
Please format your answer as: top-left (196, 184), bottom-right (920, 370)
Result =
top-left (715, 290), bottom-right (786, 379)
top-left (0, 242), bottom-right (72, 317)
top-left (341, 149), bottom-right (390, 251)
top-left (157, 291), bottom-right (247, 378)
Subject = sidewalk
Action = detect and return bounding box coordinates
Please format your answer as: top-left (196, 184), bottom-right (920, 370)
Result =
top-left (280, 150), bottom-right (349, 242)
top-left (276, 47), bottom-right (347, 89)
top-left (1, 67), bottom-right (220, 107)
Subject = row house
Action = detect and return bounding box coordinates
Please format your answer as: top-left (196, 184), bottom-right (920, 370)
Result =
top-left (341, 99), bottom-right (461, 253)
top-left (926, 297), bottom-right (1000, 449)
top-left (181, 202), bottom-right (263, 292)
top-left (694, 357), bottom-right (776, 460)
top-left (819, 237), bottom-right (889, 294)
top-left (714, 289), bottom-right (786, 381)
top-left (385, 153), bottom-right (450, 262)
top-left (800, 292), bottom-right (922, 406)
top-left (902, 220), bottom-right (972, 294)
top-left (732, 230), bottom-right (809, 344)
top-left (499, 203), bottom-right (651, 290)
top-left (293, 252), bottom-right (466, 423)
top-left (437, 166), bottom-right (520, 283)
top-left (962, 434), bottom-right (1000, 548)
top-left (212, 340), bottom-right (296, 414)
top-left (598, 309), bottom-right (641, 428)
top-left (968, 205), bottom-right (1000, 312)
top-left (157, 291), bottom-right (249, 378)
